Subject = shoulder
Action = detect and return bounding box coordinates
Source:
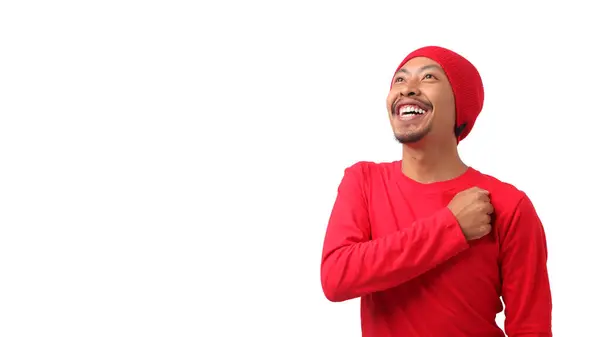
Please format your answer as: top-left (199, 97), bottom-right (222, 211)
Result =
top-left (335, 161), bottom-right (395, 203)
top-left (342, 160), bottom-right (399, 182)
top-left (473, 169), bottom-right (528, 210)
top-left (471, 169), bottom-right (543, 235)
top-left (473, 171), bottom-right (548, 252)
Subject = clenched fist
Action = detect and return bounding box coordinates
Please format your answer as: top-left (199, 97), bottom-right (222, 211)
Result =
top-left (447, 187), bottom-right (494, 241)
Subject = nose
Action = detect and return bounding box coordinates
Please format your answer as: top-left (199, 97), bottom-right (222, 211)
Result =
top-left (400, 85), bottom-right (420, 97)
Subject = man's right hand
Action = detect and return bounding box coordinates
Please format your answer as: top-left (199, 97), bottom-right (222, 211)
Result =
top-left (447, 187), bottom-right (494, 241)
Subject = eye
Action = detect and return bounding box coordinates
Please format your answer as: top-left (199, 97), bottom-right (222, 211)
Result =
top-left (394, 76), bottom-right (405, 83)
top-left (423, 74), bottom-right (436, 80)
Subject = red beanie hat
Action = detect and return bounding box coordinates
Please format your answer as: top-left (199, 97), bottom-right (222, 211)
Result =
top-left (392, 46), bottom-right (484, 143)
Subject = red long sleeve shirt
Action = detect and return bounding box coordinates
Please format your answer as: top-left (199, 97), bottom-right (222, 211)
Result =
top-left (321, 161), bottom-right (552, 336)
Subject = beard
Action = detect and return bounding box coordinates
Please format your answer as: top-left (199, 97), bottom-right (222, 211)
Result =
top-left (389, 98), bottom-right (435, 144)
top-left (394, 122), bottom-right (433, 144)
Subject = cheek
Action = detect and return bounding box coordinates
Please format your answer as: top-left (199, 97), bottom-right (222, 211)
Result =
top-left (386, 91), bottom-right (397, 110)
top-left (441, 93), bottom-right (456, 121)
top-left (432, 94), bottom-right (457, 126)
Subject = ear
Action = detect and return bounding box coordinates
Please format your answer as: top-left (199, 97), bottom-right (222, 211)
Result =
top-left (455, 122), bottom-right (467, 137)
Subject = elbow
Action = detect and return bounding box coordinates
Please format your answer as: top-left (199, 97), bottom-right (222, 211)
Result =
top-left (322, 282), bottom-right (345, 303)
top-left (321, 264), bottom-right (351, 303)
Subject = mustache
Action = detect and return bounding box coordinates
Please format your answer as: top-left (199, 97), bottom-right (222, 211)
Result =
top-left (391, 98), bottom-right (433, 112)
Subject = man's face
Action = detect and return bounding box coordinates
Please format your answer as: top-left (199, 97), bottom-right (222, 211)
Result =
top-left (386, 57), bottom-right (456, 144)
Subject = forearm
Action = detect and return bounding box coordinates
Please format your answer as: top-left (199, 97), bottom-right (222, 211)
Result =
top-left (321, 207), bottom-right (469, 302)
top-left (501, 194), bottom-right (552, 336)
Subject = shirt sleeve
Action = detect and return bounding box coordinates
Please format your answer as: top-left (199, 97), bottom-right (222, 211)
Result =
top-left (500, 193), bottom-right (553, 336)
top-left (320, 162), bottom-right (470, 302)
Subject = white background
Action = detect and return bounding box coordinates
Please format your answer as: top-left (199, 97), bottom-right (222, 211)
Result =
top-left (0, 1), bottom-right (598, 336)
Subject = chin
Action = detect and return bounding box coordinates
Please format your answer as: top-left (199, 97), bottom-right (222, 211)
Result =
top-left (393, 125), bottom-right (432, 144)
top-left (395, 132), bottom-right (426, 144)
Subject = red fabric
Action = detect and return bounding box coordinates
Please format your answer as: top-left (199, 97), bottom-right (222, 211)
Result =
top-left (320, 161), bottom-right (552, 336)
top-left (391, 46), bottom-right (485, 142)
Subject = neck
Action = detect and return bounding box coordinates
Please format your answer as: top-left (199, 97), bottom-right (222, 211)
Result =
top-left (401, 138), bottom-right (468, 184)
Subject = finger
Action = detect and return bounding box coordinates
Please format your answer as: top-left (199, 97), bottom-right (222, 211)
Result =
top-left (471, 225), bottom-right (491, 240)
top-left (467, 186), bottom-right (483, 192)
top-left (480, 224), bottom-right (492, 235)
top-left (478, 202), bottom-right (491, 213)
top-left (478, 193), bottom-right (491, 202)
top-left (474, 187), bottom-right (490, 195)
top-left (470, 234), bottom-right (483, 240)
top-left (484, 202), bottom-right (494, 214)
top-left (470, 187), bottom-right (490, 198)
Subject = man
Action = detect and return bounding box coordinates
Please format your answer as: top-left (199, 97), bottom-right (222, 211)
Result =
top-left (320, 46), bottom-right (552, 336)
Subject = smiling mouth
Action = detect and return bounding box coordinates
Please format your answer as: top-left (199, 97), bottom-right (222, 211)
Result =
top-left (393, 103), bottom-right (433, 121)
top-left (397, 105), bottom-right (428, 116)
top-left (392, 99), bottom-right (433, 118)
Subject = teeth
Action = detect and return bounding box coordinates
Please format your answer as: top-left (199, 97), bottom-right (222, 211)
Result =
top-left (399, 105), bottom-right (426, 115)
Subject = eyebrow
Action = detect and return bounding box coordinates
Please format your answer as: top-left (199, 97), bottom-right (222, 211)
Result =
top-left (395, 64), bottom-right (443, 76)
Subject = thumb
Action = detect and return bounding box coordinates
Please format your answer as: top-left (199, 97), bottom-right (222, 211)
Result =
top-left (473, 187), bottom-right (489, 195)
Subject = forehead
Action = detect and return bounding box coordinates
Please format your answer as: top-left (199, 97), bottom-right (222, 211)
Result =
top-left (402, 57), bottom-right (440, 69)
top-left (397, 57), bottom-right (446, 76)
